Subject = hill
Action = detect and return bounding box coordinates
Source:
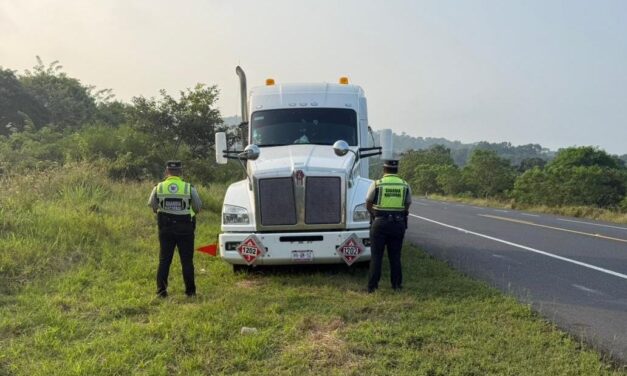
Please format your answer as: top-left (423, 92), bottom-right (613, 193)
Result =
top-left (372, 130), bottom-right (555, 166)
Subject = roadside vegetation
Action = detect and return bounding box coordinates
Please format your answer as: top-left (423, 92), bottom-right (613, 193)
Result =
top-left (1, 165), bottom-right (625, 375)
top-left (0, 58), bottom-right (242, 183)
top-left (398, 145), bottom-right (627, 224)
top-left (2, 58), bottom-right (625, 221)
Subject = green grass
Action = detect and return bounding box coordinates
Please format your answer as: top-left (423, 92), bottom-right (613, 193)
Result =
top-left (1, 165), bottom-right (624, 375)
top-left (428, 194), bottom-right (627, 225)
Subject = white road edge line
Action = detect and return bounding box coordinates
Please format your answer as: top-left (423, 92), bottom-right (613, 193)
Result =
top-left (520, 213), bottom-right (540, 217)
top-left (494, 209), bottom-right (509, 213)
top-left (408, 213), bottom-right (627, 281)
top-left (557, 218), bottom-right (627, 231)
top-left (572, 284), bottom-right (603, 295)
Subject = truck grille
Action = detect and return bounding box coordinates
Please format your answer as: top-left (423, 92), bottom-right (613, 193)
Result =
top-left (305, 177), bottom-right (341, 224)
top-left (259, 178), bottom-right (297, 226)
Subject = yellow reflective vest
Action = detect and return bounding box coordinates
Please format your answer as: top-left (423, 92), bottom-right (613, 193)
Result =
top-left (372, 174), bottom-right (409, 212)
top-left (156, 176), bottom-right (195, 217)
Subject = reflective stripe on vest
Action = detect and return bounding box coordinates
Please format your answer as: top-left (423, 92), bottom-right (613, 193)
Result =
top-left (156, 176), bottom-right (194, 216)
top-left (372, 174), bottom-right (408, 212)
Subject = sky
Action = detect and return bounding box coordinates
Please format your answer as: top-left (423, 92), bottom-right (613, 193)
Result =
top-left (1, 0), bottom-right (626, 154)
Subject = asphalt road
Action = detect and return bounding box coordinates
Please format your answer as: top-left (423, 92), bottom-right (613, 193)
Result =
top-left (405, 198), bottom-right (627, 364)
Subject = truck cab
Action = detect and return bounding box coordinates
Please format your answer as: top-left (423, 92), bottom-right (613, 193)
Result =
top-left (216, 68), bottom-right (383, 268)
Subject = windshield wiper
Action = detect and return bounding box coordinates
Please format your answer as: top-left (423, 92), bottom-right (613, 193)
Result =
top-left (258, 143), bottom-right (288, 147)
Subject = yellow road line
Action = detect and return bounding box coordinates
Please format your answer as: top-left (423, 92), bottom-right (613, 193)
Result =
top-left (478, 214), bottom-right (627, 244)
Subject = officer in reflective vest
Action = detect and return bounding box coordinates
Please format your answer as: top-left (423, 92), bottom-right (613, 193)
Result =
top-left (365, 159), bottom-right (412, 293)
top-left (147, 161), bottom-right (202, 298)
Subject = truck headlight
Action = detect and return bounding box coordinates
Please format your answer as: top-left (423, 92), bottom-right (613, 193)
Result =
top-left (353, 203), bottom-right (370, 222)
top-left (222, 205), bottom-right (249, 224)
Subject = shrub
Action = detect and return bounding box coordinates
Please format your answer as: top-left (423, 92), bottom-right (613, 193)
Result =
top-left (462, 149), bottom-right (515, 198)
top-left (514, 166), bottom-right (626, 208)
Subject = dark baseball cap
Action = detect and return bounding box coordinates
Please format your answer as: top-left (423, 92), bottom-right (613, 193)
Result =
top-left (166, 160), bottom-right (182, 170)
top-left (383, 160), bottom-right (399, 168)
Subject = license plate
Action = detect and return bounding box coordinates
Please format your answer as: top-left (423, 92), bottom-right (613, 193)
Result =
top-left (291, 250), bottom-right (313, 262)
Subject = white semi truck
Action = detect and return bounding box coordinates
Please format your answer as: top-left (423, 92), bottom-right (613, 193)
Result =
top-left (215, 67), bottom-right (388, 271)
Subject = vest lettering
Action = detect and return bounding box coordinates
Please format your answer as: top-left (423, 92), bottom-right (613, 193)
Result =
top-left (373, 174), bottom-right (409, 212)
top-left (156, 177), bottom-right (194, 216)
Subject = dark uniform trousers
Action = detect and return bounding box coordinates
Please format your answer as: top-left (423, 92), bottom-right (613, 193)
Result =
top-left (368, 214), bottom-right (406, 291)
top-left (156, 213), bottom-right (196, 296)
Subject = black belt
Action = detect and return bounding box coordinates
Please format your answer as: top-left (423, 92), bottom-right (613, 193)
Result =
top-left (158, 212), bottom-right (193, 224)
top-left (374, 212), bottom-right (405, 221)
top-left (374, 210), bottom-right (405, 217)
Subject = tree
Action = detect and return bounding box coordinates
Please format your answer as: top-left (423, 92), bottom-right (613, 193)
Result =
top-left (550, 146), bottom-right (623, 170)
top-left (413, 145), bottom-right (454, 166)
top-left (451, 147), bottom-right (473, 166)
top-left (93, 100), bottom-right (130, 127)
top-left (398, 150), bottom-right (420, 183)
top-left (512, 167), bottom-right (555, 206)
top-left (0, 126), bottom-right (67, 172)
top-left (513, 147), bottom-right (627, 208)
top-left (474, 142), bottom-right (549, 166)
top-left (514, 166), bottom-right (626, 208)
top-left (463, 149), bottom-right (515, 198)
top-left (0, 67), bottom-right (49, 134)
top-left (413, 167), bottom-right (440, 195)
top-left (436, 165), bottom-right (465, 195)
top-left (399, 145), bottom-right (457, 195)
top-left (562, 166), bottom-right (626, 207)
top-left (518, 157), bottom-right (546, 173)
top-left (129, 84), bottom-right (225, 159)
top-left (20, 57), bottom-right (97, 130)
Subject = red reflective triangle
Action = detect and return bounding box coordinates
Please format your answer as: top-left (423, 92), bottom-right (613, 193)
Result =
top-left (197, 244), bottom-right (218, 256)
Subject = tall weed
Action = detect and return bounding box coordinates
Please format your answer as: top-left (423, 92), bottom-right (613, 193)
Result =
top-left (0, 163), bottom-right (220, 293)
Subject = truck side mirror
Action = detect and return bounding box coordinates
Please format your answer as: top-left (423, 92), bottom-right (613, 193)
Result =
top-left (239, 144), bottom-right (260, 161)
top-left (333, 140), bottom-right (350, 156)
top-left (215, 132), bottom-right (228, 164)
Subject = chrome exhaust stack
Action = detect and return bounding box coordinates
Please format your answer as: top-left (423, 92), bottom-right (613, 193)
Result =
top-left (235, 66), bottom-right (249, 124)
top-left (235, 66), bottom-right (249, 147)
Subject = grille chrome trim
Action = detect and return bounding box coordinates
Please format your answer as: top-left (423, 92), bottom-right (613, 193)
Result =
top-left (254, 173), bottom-right (346, 231)
top-left (258, 178), bottom-right (297, 226)
top-left (305, 177), bottom-right (341, 224)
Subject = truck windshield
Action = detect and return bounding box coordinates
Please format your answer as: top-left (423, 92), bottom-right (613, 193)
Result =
top-left (251, 108), bottom-right (358, 147)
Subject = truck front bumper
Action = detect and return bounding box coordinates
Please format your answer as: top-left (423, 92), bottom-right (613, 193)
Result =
top-left (219, 229), bottom-right (371, 265)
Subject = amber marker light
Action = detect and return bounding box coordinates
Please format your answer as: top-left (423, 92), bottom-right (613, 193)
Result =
top-left (265, 78), bottom-right (275, 86)
top-left (339, 76), bottom-right (349, 84)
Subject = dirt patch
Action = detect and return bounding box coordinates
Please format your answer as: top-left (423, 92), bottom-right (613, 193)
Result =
top-left (235, 279), bottom-right (264, 289)
top-left (286, 317), bottom-right (361, 371)
top-left (302, 317), bottom-right (345, 349)
top-left (299, 316), bottom-right (344, 335)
